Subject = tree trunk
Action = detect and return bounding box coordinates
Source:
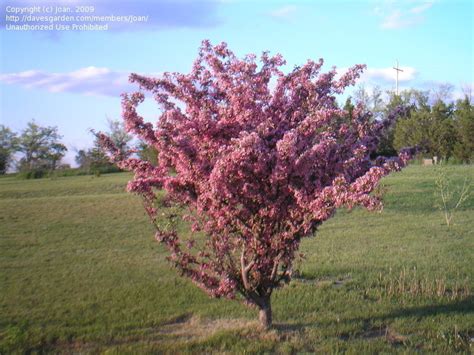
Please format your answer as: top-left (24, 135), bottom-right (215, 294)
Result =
top-left (258, 297), bottom-right (272, 330)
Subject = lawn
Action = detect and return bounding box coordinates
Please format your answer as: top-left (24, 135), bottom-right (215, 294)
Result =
top-left (0, 165), bottom-right (473, 353)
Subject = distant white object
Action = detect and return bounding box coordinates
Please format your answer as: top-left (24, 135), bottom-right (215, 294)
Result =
top-left (422, 157), bottom-right (439, 166)
top-left (393, 60), bottom-right (404, 95)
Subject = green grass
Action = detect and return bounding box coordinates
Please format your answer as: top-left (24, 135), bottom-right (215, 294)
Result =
top-left (1, 165), bottom-right (473, 353)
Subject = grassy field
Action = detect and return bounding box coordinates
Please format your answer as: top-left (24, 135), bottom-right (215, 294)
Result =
top-left (0, 165), bottom-right (473, 353)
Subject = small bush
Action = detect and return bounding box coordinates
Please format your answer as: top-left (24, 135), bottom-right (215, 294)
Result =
top-left (17, 169), bottom-right (47, 179)
top-left (16, 166), bottom-right (122, 180)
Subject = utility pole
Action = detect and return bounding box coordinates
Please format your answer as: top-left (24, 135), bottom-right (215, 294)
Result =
top-left (393, 60), bottom-right (404, 96)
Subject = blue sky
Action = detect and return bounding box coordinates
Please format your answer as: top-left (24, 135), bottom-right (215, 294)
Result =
top-left (0, 0), bottom-right (472, 165)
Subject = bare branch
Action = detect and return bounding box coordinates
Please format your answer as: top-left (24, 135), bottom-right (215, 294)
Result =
top-left (241, 248), bottom-right (255, 290)
top-left (270, 251), bottom-right (285, 282)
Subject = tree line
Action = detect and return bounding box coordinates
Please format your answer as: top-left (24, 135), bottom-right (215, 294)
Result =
top-left (0, 121), bottom-right (67, 178)
top-left (0, 119), bottom-right (139, 177)
top-left (1, 90), bottom-right (472, 177)
top-left (345, 87), bottom-right (473, 163)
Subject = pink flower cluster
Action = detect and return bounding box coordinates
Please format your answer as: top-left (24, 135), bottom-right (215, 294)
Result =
top-left (100, 41), bottom-right (412, 307)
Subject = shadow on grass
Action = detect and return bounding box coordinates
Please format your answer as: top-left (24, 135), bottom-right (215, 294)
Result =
top-left (372, 296), bottom-right (474, 321)
top-left (273, 323), bottom-right (307, 333)
top-left (275, 296), bottom-right (474, 333)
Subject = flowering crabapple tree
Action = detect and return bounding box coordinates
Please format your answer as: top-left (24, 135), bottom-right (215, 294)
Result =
top-left (98, 40), bottom-right (412, 329)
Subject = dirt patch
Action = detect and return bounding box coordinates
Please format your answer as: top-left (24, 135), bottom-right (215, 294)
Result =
top-left (360, 327), bottom-right (386, 339)
top-left (362, 326), bottom-right (408, 346)
top-left (156, 315), bottom-right (258, 340)
top-left (385, 328), bottom-right (408, 346)
top-left (54, 315), bottom-right (259, 352)
top-left (292, 274), bottom-right (353, 288)
top-left (339, 325), bottom-right (408, 346)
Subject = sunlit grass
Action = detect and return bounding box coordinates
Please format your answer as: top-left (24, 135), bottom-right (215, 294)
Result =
top-left (1, 165), bottom-right (473, 352)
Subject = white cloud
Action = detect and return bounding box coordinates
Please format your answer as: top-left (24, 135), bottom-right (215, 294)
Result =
top-left (0, 67), bottom-right (138, 96)
top-left (269, 5), bottom-right (297, 19)
top-left (381, 9), bottom-right (422, 29)
top-left (363, 66), bottom-right (417, 83)
top-left (410, 2), bottom-right (433, 14)
top-left (375, 1), bottom-right (434, 29)
top-left (335, 65), bottom-right (417, 97)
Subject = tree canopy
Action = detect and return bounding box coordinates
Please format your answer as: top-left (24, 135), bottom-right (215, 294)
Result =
top-left (99, 41), bottom-right (414, 328)
top-left (0, 125), bottom-right (18, 174)
top-left (17, 121), bottom-right (67, 174)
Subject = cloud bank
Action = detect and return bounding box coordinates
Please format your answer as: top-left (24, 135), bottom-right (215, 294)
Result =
top-left (268, 5), bottom-right (297, 20)
top-left (0, 67), bottom-right (138, 96)
top-left (374, 1), bottom-right (434, 29)
top-left (1, 64), bottom-right (419, 97)
top-left (363, 66), bottom-right (417, 84)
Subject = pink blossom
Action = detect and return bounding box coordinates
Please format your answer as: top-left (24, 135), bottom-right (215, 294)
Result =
top-left (99, 40), bottom-right (413, 328)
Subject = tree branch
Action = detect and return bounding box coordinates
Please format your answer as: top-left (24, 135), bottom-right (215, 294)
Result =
top-left (270, 251), bottom-right (284, 282)
top-left (241, 248), bottom-right (255, 291)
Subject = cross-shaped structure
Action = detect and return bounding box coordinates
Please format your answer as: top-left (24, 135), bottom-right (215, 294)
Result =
top-left (393, 60), bottom-right (404, 95)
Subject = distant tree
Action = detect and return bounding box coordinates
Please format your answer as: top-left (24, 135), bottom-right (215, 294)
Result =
top-left (382, 89), bottom-right (430, 112)
top-left (394, 109), bottom-right (431, 155)
top-left (429, 100), bottom-right (456, 160)
top-left (453, 97), bottom-right (474, 163)
top-left (347, 88), bottom-right (471, 161)
top-left (74, 149), bottom-right (89, 169)
top-left (370, 85), bottom-right (385, 119)
top-left (75, 135), bottom-right (116, 174)
top-left (76, 120), bottom-right (130, 174)
top-left (340, 96), bottom-right (353, 120)
top-left (48, 143), bottom-right (68, 171)
top-left (353, 85), bottom-right (384, 119)
top-left (98, 41), bottom-right (413, 329)
top-left (432, 83), bottom-right (454, 103)
top-left (0, 125), bottom-right (18, 174)
top-left (397, 89), bottom-right (430, 110)
top-left (137, 142), bottom-right (158, 166)
top-left (393, 99), bottom-right (457, 160)
top-left (376, 127), bottom-right (397, 157)
top-left (353, 85), bottom-right (371, 113)
top-left (106, 118), bottom-right (132, 156)
top-left (375, 91), bottom-right (413, 157)
top-left (460, 84), bottom-right (472, 102)
top-left (17, 121), bottom-right (67, 173)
